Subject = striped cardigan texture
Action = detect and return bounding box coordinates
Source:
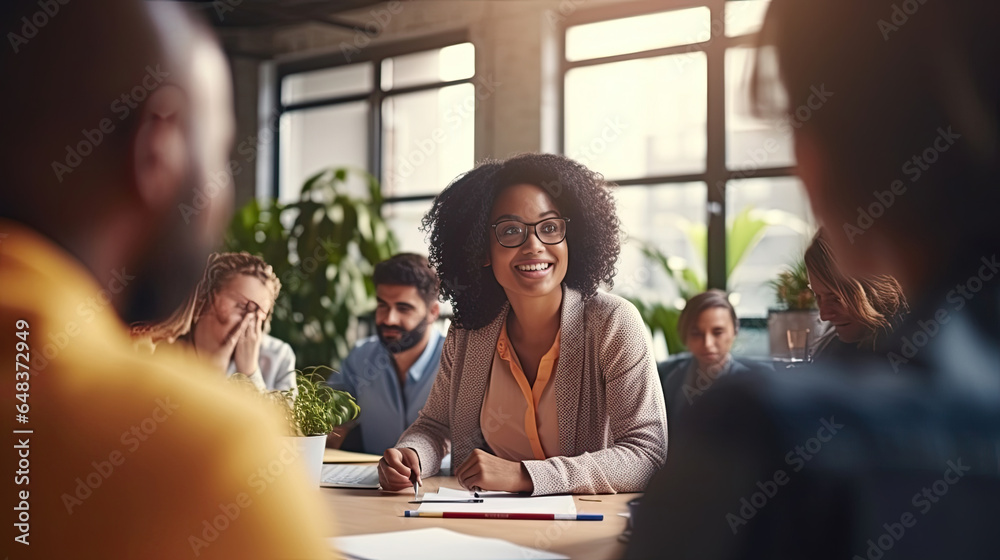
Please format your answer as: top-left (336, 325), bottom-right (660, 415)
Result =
top-left (395, 285), bottom-right (668, 495)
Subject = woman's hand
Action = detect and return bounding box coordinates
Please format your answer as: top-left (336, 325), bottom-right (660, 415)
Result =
top-left (198, 312), bottom-right (254, 373)
top-left (233, 307), bottom-right (263, 375)
top-left (455, 449), bottom-right (534, 493)
top-left (378, 448), bottom-right (422, 492)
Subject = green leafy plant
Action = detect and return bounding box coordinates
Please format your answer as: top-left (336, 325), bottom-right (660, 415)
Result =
top-left (635, 243), bottom-right (704, 300)
top-left (629, 299), bottom-right (686, 356)
top-left (227, 366), bottom-right (360, 437)
top-left (225, 167), bottom-right (398, 369)
top-left (282, 367), bottom-right (360, 437)
top-left (629, 207), bottom-right (812, 354)
top-left (767, 259), bottom-right (817, 311)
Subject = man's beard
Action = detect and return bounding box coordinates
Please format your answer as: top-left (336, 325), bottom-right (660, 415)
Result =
top-left (377, 314), bottom-right (429, 354)
top-left (118, 170), bottom-right (225, 326)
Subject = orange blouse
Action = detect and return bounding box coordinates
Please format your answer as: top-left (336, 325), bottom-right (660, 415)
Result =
top-left (480, 318), bottom-right (561, 461)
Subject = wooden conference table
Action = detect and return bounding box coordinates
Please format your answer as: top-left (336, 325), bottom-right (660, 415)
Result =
top-left (321, 450), bottom-right (637, 560)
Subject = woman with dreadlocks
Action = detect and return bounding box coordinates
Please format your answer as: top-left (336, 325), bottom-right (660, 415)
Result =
top-left (131, 252), bottom-right (296, 392)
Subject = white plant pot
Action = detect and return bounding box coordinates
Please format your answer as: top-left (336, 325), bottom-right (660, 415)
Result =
top-left (283, 435), bottom-right (326, 487)
top-left (767, 309), bottom-right (821, 359)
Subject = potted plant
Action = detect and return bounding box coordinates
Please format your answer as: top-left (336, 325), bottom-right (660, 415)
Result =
top-left (766, 260), bottom-right (820, 359)
top-left (233, 366), bottom-right (360, 486)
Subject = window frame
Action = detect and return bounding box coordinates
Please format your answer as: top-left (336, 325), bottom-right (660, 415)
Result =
top-left (557, 0), bottom-right (796, 293)
top-left (271, 30), bottom-right (475, 207)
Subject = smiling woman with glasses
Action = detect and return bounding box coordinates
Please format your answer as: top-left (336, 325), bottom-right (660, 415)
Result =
top-left (376, 153), bottom-right (668, 496)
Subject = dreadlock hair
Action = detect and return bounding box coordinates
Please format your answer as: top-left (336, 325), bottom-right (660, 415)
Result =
top-left (130, 252), bottom-right (281, 345)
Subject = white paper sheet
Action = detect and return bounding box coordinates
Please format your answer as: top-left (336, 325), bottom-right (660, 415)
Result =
top-left (330, 528), bottom-right (569, 560)
top-left (415, 487), bottom-right (576, 514)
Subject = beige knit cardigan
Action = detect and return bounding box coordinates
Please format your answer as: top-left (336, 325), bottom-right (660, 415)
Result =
top-left (395, 285), bottom-right (669, 495)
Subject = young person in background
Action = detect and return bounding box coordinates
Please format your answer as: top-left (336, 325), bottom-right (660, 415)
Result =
top-left (659, 290), bottom-right (772, 424)
top-left (132, 252), bottom-right (297, 392)
top-left (805, 228), bottom-right (908, 363)
top-left (377, 153), bottom-right (668, 496)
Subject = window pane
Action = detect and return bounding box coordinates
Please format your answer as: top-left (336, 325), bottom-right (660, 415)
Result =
top-left (725, 0), bottom-right (771, 37)
top-left (279, 102), bottom-right (368, 203)
top-left (611, 183), bottom-right (707, 303)
top-left (282, 63), bottom-right (372, 105)
top-left (726, 177), bottom-right (815, 318)
top-left (566, 7), bottom-right (712, 62)
top-left (382, 199), bottom-right (453, 317)
top-left (611, 183), bottom-right (706, 361)
top-left (383, 199), bottom-right (433, 255)
top-left (382, 43), bottom-right (475, 90)
top-left (726, 47), bottom-right (794, 170)
top-left (382, 84), bottom-right (475, 197)
top-left (565, 53), bottom-right (707, 180)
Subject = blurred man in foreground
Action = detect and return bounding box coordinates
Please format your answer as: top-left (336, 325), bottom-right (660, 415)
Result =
top-left (0, 1), bottom-right (329, 557)
top-left (629, 1), bottom-right (1000, 558)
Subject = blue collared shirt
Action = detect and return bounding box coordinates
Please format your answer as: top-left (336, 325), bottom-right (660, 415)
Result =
top-left (328, 329), bottom-right (444, 455)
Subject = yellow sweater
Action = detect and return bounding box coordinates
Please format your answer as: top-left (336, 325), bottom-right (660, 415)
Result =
top-left (1, 220), bottom-right (332, 559)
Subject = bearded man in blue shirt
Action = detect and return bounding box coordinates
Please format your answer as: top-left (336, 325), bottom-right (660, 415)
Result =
top-left (328, 253), bottom-right (444, 455)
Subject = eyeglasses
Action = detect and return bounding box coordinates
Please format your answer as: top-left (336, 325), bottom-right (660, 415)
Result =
top-left (491, 218), bottom-right (570, 248)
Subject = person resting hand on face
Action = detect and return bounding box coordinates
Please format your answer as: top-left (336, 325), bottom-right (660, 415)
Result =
top-left (132, 252), bottom-right (296, 392)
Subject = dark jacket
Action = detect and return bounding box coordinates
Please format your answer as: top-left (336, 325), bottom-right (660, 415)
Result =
top-left (658, 354), bottom-right (773, 427)
top-left (810, 313), bottom-right (908, 365)
top-left (627, 253), bottom-right (1000, 559)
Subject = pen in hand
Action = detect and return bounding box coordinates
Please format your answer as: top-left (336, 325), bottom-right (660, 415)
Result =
top-left (410, 469), bottom-right (421, 499)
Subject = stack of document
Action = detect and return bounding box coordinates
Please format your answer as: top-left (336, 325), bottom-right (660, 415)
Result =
top-left (331, 528), bottom-right (569, 560)
top-left (320, 464), bottom-right (380, 489)
top-left (416, 487), bottom-right (576, 515)
top-left (320, 449), bottom-right (382, 488)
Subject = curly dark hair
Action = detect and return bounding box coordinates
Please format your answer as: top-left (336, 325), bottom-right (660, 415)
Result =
top-left (421, 153), bottom-right (621, 330)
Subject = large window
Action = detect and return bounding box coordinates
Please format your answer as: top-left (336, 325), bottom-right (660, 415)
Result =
top-left (561, 0), bottom-right (813, 328)
top-left (275, 36), bottom-right (476, 255)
